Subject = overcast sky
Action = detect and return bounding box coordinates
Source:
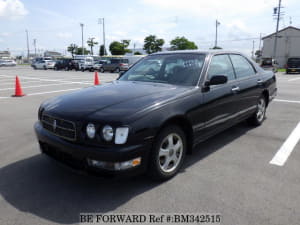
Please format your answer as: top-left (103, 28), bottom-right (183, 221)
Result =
top-left (0, 0), bottom-right (299, 56)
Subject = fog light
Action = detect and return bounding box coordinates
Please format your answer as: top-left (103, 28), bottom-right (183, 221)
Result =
top-left (114, 157), bottom-right (141, 170)
top-left (87, 157), bottom-right (141, 171)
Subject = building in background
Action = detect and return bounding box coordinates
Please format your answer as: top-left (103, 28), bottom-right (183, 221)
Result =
top-left (0, 51), bottom-right (11, 59)
top-left (44, 51), bottom-right (62, 58)
top-left (262, 26), bottom-right (300, 67)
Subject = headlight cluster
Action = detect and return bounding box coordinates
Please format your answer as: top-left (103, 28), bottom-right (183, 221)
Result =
top-left (86, 123), bottom-right (129, 144)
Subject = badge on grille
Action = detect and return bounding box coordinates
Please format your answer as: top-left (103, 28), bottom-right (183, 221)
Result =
top-left (53, 120), bottom-right (57, 131)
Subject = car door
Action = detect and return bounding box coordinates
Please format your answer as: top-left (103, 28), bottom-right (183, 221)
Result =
top-left (229, 54), bottom-right (262, 120)
top-left (37, 60), bottom-right (44, 69)
top-left (196, 54), bottom-right (240, 140)
top-left (103, 60), bottom-right (110, 70)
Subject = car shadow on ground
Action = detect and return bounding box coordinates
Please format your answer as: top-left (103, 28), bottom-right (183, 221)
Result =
top-left (0, 122), bottom-right (254, 224)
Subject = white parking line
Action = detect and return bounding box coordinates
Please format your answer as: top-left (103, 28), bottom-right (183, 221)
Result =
top-left (0, 80), bottom-right (42, 86)
top-left (27, 88), bottom-right (82, 96)
top-left (288, 77), bottom-right (300, 82)
top-left (274, 99), bottom-right (300, 104)
top-left (270, 122), bottom-right (300, 166)
top-left (0, 82), bottom-right (91, 91)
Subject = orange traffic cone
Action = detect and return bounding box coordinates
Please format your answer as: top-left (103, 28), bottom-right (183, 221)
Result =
top-left (12, 76), bottom-right (25, 97)
top-left (94, 71), bottom-right (100, 85)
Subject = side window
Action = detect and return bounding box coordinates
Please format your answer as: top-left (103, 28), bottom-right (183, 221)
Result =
top-left (230, 54), bottom-right (256, 78)
top-left (207, 54), bottom-right (235, 81)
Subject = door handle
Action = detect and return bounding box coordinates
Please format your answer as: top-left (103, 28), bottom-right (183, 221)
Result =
top-left (257, 79), bottom-right (263, 84)
top-left (231, 86), bottom-right (240, 92)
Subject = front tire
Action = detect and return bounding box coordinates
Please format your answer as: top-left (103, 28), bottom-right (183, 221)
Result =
top-left (148, 125), bottom-right (186, 181)
top-left (100, 67), bottom-right (104, 73)
top-left (247, 95), bottom-right (266, 126)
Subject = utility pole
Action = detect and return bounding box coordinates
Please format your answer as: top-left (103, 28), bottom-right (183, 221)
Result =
top-left (98, 18), bottom-right (106, 55)
top-left (258, 33), bottom-right (262, 51)
top-left (33, 39), bottom-right (37, 56)
top-left (214, 20), bottom-right (220, 48)
top-left (252, 40), bottom-right (255, 59)
top-left (272, 0), bottom-right (282, 61)
top-left (25, 29), bottom-right (30, 59)
top-left (80, 23), bottom-right (84, 55)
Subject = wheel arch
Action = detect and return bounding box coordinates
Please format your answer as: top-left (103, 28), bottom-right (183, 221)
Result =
top-left (158, 115), bottom-right (194, 154)
top-left (262, 89), bottom-right (269, 106)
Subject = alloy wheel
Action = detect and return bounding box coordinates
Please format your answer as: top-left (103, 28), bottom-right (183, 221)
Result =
top-left (158, 133), bottom-right (183, 173)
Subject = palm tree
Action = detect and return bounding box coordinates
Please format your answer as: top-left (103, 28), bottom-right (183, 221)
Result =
top-left (67, 44), bottom-right (78, 58)
top-left (87, 38), bottom-right (98, 55)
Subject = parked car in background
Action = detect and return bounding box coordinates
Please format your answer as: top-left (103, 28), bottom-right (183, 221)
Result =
top-left (54, 58), bottom-right (79, 71)
top-left (93, 60), bottom-right (107, 71)
top-left (35, 50), bottom-right (277, 180)
top-left (32, 60), bottom-right (56, 70)
top-left (100, 58), bottom-right (129, 73)
top-left (73, 55), bottom-right (94, 71)
top-left (260, 58), bottom-right (277, 72)
top-left (285, 57), bottom-right (300, 74)
top-left (0, 59), bottom-right (17, 67)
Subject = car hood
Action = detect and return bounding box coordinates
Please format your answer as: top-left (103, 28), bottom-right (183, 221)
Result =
top-left (42, 81), bottom-right (192, 122)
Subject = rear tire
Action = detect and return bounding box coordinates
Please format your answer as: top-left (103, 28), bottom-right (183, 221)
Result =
top-left (247, 95), bottom-right (266, 126)
top-left (147, 125), bottom-right (186, 181)
top-left (100, 67), bottom-right (104, 73)
top-left (115, 67), bottom-right (120, 73)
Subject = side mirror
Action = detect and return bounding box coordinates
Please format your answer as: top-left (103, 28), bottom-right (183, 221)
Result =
top-left (208, 75), bottom-right (228, 85)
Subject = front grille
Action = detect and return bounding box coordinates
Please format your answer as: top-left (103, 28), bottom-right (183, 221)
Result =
top-left (41, 114), bottom-right (76, 141)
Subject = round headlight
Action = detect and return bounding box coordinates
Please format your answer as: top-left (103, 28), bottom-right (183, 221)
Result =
top-left (102, 125), bottom-right (114, 141)
top-left (86, 123), bottom-right (96, 139)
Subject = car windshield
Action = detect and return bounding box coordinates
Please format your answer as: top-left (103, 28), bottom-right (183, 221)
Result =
top-left (119, 54), bottom-right (205, 86)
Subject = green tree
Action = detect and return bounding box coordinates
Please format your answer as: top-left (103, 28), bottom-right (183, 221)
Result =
top-left (67, 44), bottom-right (78, 57)
top-left (143, 35), bottom-right (164, 54)
top-left (75, 47), bottom-right (90, 55)
top-left (109, 40), bottom-right (132, 55)
top-left (87, 38), bottom-right (98, 55)
top-left (134, 51), bottom-right (142, 55)
top-left (99, 45), bottom-right (106, 56)
top-left (170, 36), bottom-right (198, 50)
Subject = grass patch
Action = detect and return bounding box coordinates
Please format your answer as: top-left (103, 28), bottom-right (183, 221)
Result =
top-left (277, 68), bottom-right (286, 72)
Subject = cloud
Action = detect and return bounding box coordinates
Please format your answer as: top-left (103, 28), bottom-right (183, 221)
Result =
top-left (141, 0), bottom-right (291, 18)
top-left (0, 32), bottom-right (10, 37)
top-left (56, 32), bottom-right (73, 39)
top-left (0, 0), bottom-right (28, 20)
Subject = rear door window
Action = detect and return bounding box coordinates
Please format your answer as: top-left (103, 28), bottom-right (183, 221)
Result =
top-left (229, 54), bottom-right (256, 78)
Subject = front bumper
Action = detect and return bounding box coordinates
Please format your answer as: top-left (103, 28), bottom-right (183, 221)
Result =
top-left (34, 121), bottom-right (152, 176)
top-left (287, 68), bottom-right (300, 73)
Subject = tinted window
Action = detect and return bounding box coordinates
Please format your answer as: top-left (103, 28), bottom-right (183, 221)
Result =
top-left (207, 54), bottom-right (235, 81)
top-left (111, 59), bottom-right (119, 63)
top-left (230, 54), bottom-right (256, 78)
top-left (287, 58), bottom-right (300, 63)
top-left (119, 54), bottom-right (205, 86)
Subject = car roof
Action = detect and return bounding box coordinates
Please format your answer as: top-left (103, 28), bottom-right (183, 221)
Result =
top-left (150, 50), bottom-right (244, 56)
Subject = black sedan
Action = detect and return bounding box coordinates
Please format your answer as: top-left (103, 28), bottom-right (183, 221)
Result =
top-left (34, 51), bottom-right (277, 180)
